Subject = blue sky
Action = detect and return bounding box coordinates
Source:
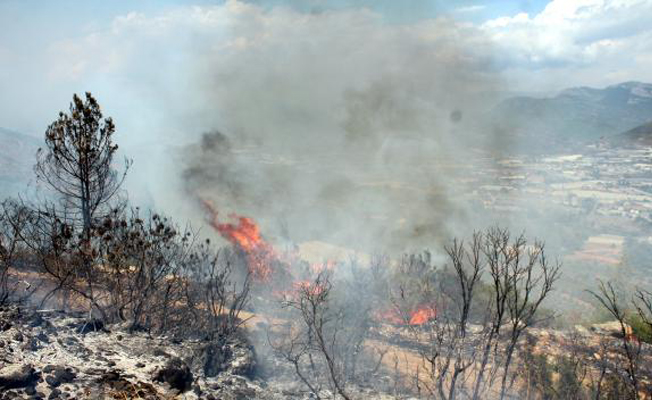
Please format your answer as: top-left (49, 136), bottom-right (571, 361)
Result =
top-left (0, 0), bottom-right (550, 27)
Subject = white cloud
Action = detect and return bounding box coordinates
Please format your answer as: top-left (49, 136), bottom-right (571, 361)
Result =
top-left (454, 5), bottom-right (486, 13)
top-left (480, 0), bottom-right (652, 88)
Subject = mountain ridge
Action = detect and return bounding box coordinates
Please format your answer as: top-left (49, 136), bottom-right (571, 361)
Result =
top-left (491, 81), bottom-right (652, 151)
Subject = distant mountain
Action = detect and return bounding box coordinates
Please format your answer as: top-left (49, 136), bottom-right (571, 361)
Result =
top-left (491, 82), bottom-right (652, 151)
top-left (611, 121), bottom-right (652, 147)
top-left (0, 127), bottom-right (39, 198)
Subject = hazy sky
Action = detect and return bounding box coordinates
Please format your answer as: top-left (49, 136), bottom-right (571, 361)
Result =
top-left (1, 0), bottom-right (651, 135)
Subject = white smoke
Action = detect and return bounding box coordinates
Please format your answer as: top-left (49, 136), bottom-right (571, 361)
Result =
top-left (35, 1), bottom-right (505, 254)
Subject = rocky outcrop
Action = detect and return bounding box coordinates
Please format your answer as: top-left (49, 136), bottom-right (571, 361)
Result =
top-left (0, 305), bottom-right (266, 399)
top-left (0, 363), bottom-right (38, 389)
top-left (153, 357), bottom-right (193, 392)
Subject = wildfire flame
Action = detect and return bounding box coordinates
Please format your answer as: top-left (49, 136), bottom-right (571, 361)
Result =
top-left (202, 200), bottom-right (277, 282)
top-left (200, 200), bottom-right (436, 325)
top-left (408, 306), bottom-right (437, 325)
top-left (375, 304), bottom-right (437, 326)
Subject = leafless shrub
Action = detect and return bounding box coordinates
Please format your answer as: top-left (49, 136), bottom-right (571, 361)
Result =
top-left (182, 245), bottom-right (251, 341)
top-left (16, 200), bottom-right (108, 318)
top-left (91, 209), bottom-right (192, 332)
top-left (270, 270), bottom-right (385, 399)
top-left (12, 200), bottom-right (250, 341)
top-left (588, 281), bottom-right (645, 399)
top-left (0, 199), bottom-right (34, 304)
top-left (517, 331), bottom-right (592, 400)
top-left (634, 288), bottom-right (652, 339)
top-left (389, 228), bottom-right (560, 400)
top-left (392, 237), bottom-right (485, 400)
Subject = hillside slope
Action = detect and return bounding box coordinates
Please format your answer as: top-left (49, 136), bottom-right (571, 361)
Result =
top-left (614, 121), bottom-right (652, 147)
top-left (491, 82), bottom-right (652, 151)
top-left (0, 127), bottom-right (39, 198)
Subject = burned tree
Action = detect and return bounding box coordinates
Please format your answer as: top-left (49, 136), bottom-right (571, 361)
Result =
top-left (466, 228), bottom-right (560, 400)
top-left (393, 228), bottom-right (560, 399)
top-left (589, 281), bottom-right (643, 399)
top-left (23, 93), bottom-right (130, 320)
top-left (270, 269), bottom-right (385, 400)
top-left (0, 200), bottom-right (32, 304)
top-left (493, 230), bottom-right (560, 400)
top-left (35, 92), bottom-right (130, 240)
top-left (399, 234), bottom-right (486, 400)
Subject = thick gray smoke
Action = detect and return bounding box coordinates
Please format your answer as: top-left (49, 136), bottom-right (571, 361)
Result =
top-left (173, 5), bottom-right (502, 255)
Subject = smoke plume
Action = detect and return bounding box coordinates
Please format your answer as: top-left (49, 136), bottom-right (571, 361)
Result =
top-left (169, 2), bottom-right (503, 256)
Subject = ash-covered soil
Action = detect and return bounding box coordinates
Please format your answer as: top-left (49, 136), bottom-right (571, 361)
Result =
top-left (0, 305), bottom-right (271, 399)
top-left (0, 305), bottom-right (406, 400)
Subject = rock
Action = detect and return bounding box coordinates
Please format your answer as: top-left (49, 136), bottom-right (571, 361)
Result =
top-left (53, 367), bottom-right (76, 383)
top-left (591, 321), bottom-right (628, 338)
top-left (45, 375), bottom-right (60, 387)
top-left (35, 332), bottom-right (50, 343)
top-left (101, 370), bottom-right (121, 382)
top-left (198, 342), bottom-right (231, 377)
top-left (230, 345), bottom-right (256, 378)
top-left (12, 331), bottom-right (23, 342)
top-left (45, 366), bottom-right (76, 387)
top-left (28, 314), bottom-right (45, 328)
top-left (75, 319), bottom-right (104, 334)
top-left (48, 388), bottom-right (61, 400)
top-left (22, 338), bottom-right (40, 351)
top-left (135, 362), bottom-right (145, 368)
top-left (153, 357), bottom-right (193, 393)
top-left (153, 348), bottom-right (171, 358)
top-left (0, 364), bottom-right (38, 389)
top-left (61, 337), bottom-right (78, 347)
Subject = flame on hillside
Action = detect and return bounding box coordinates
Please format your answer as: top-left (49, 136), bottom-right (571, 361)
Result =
top-left (200, 200), bottom-right (436, 325)
top-left (375, 304), bottom-right (437, 326)
top-left (202, 200), bottom-right (277, 282)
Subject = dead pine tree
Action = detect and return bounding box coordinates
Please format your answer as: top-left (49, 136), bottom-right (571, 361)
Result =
top-left (35, 92), bottom-right (130, 239)
top-left (33, 92), bottom-right (130, 320)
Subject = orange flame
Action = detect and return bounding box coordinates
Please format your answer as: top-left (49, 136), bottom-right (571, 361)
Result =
top-left (408, 306), bottom-right (437, 325)
top-left (375, 304), bottom-right (437, 326)
top-left (202, 200), bottom-right (276, 282)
